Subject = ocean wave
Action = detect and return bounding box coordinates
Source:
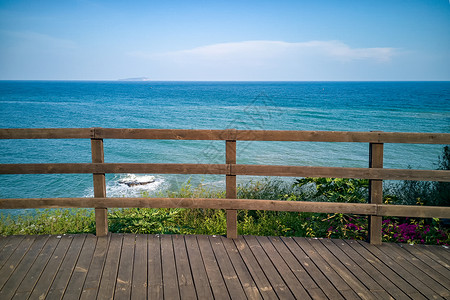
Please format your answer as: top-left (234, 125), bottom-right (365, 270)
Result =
top-left (83, 174), bottom-right (166, 198)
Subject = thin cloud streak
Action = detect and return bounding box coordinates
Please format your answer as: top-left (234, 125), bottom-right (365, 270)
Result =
top-left (126, 40), bottom-right (397, 81)
top-left (143, 40), bottom-right (396, 62)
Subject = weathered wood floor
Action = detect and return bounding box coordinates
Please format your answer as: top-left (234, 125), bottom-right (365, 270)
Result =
top-left (0, 234), bottom-right (449, 300)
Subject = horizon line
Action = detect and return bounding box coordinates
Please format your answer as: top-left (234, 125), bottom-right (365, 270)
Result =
top-left (1, 79), bottom-right (449, 82)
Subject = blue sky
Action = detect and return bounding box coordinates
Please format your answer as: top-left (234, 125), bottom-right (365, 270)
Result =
top-left (0, 0), bottom-right (449, 81)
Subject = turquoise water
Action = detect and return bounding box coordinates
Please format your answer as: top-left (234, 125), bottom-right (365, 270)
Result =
top-left (0, 81), bottom-right (449, 208)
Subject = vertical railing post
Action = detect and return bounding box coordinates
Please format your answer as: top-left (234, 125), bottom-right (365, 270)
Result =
top-left (368, 141), bottom-right (384, 245)
top-left (91, 137), bottom-right (108, 236)
top-left (226, 139), bottom-right (237, 239)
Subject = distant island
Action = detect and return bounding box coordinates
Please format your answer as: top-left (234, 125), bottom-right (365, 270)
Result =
top-left (118, 77), bottom-right (151, 81)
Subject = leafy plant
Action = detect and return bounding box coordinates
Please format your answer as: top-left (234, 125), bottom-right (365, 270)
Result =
top-left (108, 208), bottom-right (181, 234)
top-left (294, 177), bottom-right (369, 203)
top-left (382, 218), bottom-right (449, 245)
top-left (0, 209), bottom-right (95, 235)
top-left (387, 145), bottom-right (450, 207)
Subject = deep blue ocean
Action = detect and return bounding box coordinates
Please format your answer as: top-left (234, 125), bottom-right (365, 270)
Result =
top-left (0, 81), bottom-right (449, 214)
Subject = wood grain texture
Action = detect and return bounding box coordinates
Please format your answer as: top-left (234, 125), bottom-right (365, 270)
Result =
top-left (231, 164), bottom-right (450, 182)
top-left (3, 128), bottom-right (449, 144)
top-left (2, 197), bottom-right (450, 218)
top-left (0, 128), bottom-right (93, 139)
top-left (0, 197), bottom-right (376, 214)
top-left (1, 163), bottom-right (448, 182)
top-left (226, 140), bottom-right (237, 239)
top-left (91, 138), bottom-right (108, 237)
top-left (1, 234), bottom-right (449, 299)
top-left (0, 163), bottom-right (228, 175)
top-left (369, 142), bottom-right (384, 245)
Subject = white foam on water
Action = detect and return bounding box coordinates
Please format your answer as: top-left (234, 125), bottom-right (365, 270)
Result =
top-left (118, 174), bottom-right (156, 186)
top-left (83, 174), bottom-right (167, 198)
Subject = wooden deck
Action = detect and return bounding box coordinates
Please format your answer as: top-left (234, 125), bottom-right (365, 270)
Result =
top-left (0, 234), bottom-right (449, 300)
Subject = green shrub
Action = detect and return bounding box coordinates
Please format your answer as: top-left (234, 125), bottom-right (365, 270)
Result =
top-left (0, 209), bottom-right (95, 235)
top-left (294, 177), bottom-right (369, 203)
top-left (387, 145), bottom-right (450, 206)
top-left (108, 208), bottom-right (182, 234)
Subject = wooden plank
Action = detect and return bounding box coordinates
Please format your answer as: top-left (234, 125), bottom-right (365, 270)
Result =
top-left (148, 234), bottom-right (163, 300)
top-left (379, 243), bottom-right (450, 297)
top-left (0, 236), bottom-right (25, 269)
top-left (0, 235), bottom-right (49, 299)
top-left (0, 235), bottom-right (36, 289)
top-left (424, 245), bottom-right (450, 266)
top-left (0, 128), bottom-right (93, 139)
top-left (0, 163), bottom-right (228, 175)
top-left (377, 205), bottom-right (450, 219)
top-left (236, 130), bottom-right (450, 144)
top-left (91, 138), bottom-right (108, 237)
top-left (369, 142), bottom-right (383, 245)
top-left (172, 235), bottom-right (196, 299)
top-left (232, 164), bottom-right (450, 182)
top-left (0, 236), bottom-right (7, 252)
top-left (244, 235), bottom-right (295, 299)
top-left (233, 237), bottom-right (278, 299)
top-left (307, 238), bottom-right (377, 299)
top-left (114, 234), bottom-right (135, 300)
top-left (131, 234), bottom-right (147, 300)
top-left (226, 139), bottom-right (237, 239)
top-left (220, 236), bottom-right (262, 300)
top-left (319, 239), bottom-right (391, 299)
top-left (46, 234), bottom-right (87, 299)
top-left (0, 198), bottom-right (378, 215)
top-left (28, 235), bottom-right (73, 300)
top-left (209, 235), bottom-right (247, 299)
top-left (268, 236), bottom-right (326, 300)
top-left (196, 235), bottom-right (230, 300)
top-left (281, 237), bottom-right (344, 299)
top-left (184, 235), bottom-right (214, 299)
top-left (160, 235), bottom-right (180, 299)
top-left (2, 163), bottom-right (449, 182)
top-left (3, 128), bottom-right (449, 144)
top-left (94, 128), bottom-right (236, 140)
top-left (96, 234), bottom-right (123, 300)
top-left (360, 241), bottom-right (440, 299)
top-left (414, 244), bottom-right (450, 269)
top-left (4, 197), bottom-right (449, 220)
top-left (293, 237), bottom-right (360, 300)
top-left (400, 244), bottom-right (450, 280)
top-left (11, 235), bottom-right (61, 299)
top-left (256, 236), bottom-right (311, 299)
top-left (62, 235), bottom-right (97, 300)
top-left (345, 240), bottom-right (424, 299)
top-left (79, 235), bottom-right (109, 300)
top-left (331, 239), bottom-right (408, 299)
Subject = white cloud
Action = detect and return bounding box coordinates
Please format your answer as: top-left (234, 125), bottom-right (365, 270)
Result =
top-left (146, 40), bottom-right (396, 62)
top-left (127, 40), bottom-right (397, 80)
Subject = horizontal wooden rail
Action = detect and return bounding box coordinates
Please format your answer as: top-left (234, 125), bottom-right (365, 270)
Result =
top-left (0, 163), bottom-right (227, 175)
top-left (1, 128), bottom-right (450, 144)
top-left (234, 165), bottom-right (450, 182)
top-left (1, 163), bottom-right (449, 182)
top-left (1, 197), bottom-right (449, 219)
top-left (0, 128), bottom-right (94, 139)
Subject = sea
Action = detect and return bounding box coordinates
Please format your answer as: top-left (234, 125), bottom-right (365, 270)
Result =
top-left (0, 81), bottom-right (449, 215)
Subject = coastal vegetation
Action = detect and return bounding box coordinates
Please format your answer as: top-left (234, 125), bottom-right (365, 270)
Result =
top-left (1, 147), bottom-right (449, 245)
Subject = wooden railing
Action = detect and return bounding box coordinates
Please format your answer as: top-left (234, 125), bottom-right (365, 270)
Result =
top-left (1, 128), bottom-right (449, 244)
